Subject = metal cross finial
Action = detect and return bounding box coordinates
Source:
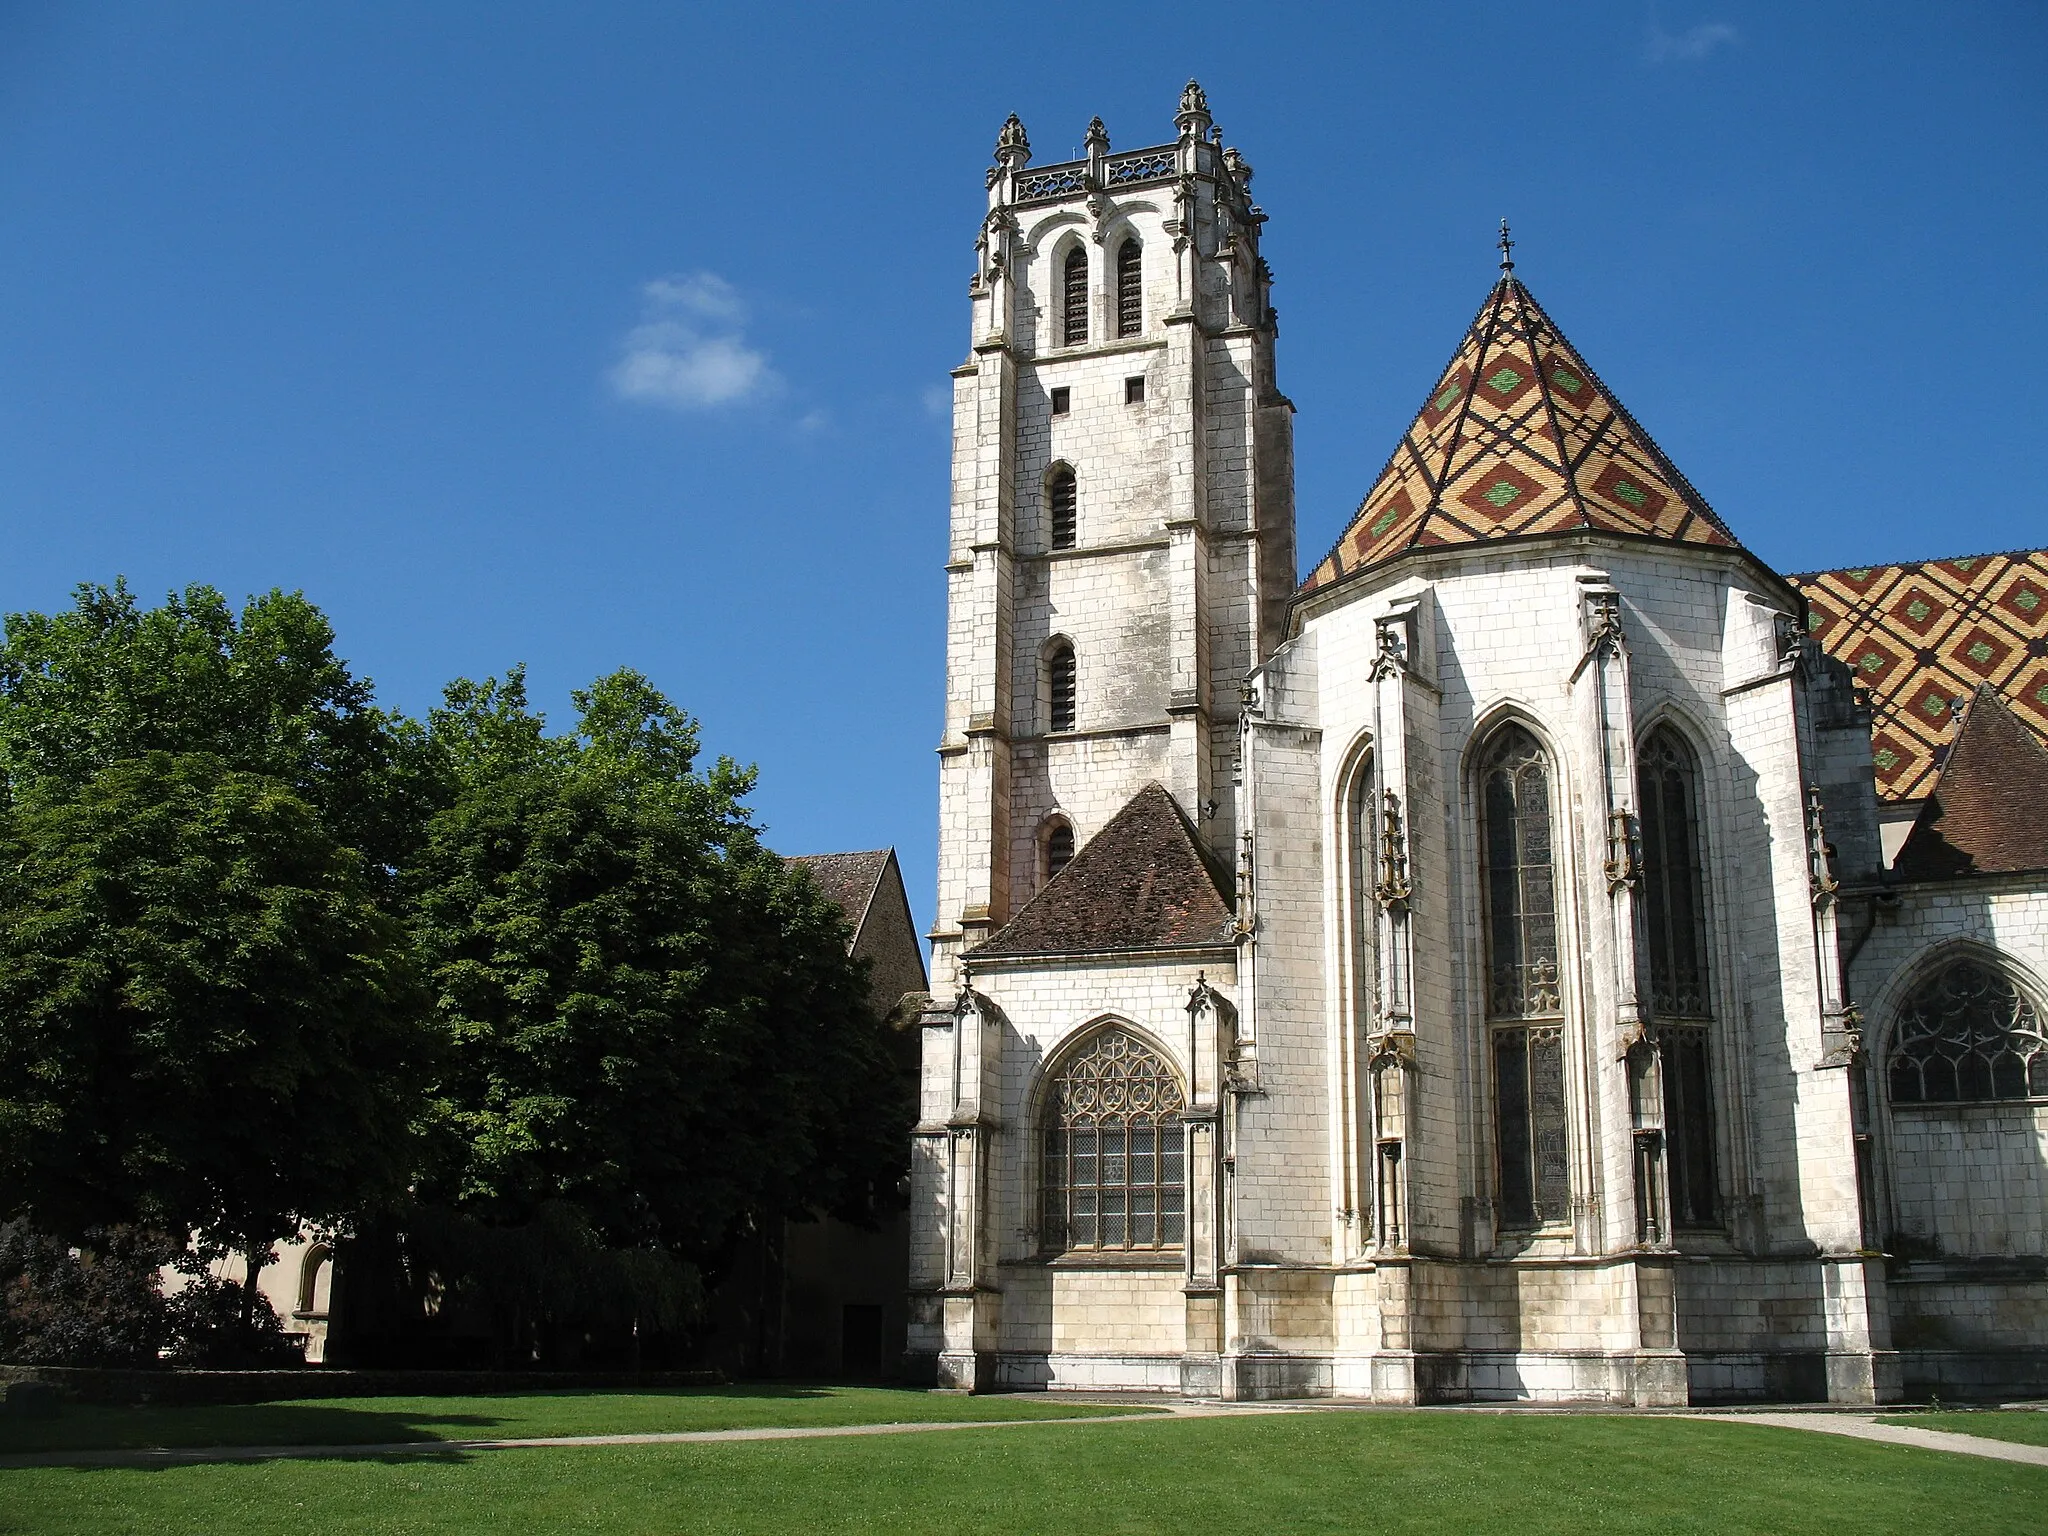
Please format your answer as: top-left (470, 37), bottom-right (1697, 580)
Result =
top-left (1498, 218), bottom-right (1515, 274)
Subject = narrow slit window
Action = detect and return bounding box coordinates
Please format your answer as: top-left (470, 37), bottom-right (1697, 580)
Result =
top-left (1061, 247), bottom-right (1088, 346)
top-left (1048, 643), bottom-right (1076, 733)
top-left (1045, 823), bottom-right (1075, 881)
top-left (1048, 467), bottom-right (1077, 550)
top-left (1124, 376), bottom-right (1145, 404)
top-left (1116, 240), bottom-right (1142, 337)
top-left (1050, 386), bottom-right (1071, 416)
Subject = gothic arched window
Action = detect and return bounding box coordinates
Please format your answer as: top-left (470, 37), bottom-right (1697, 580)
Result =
top-left (1047, 642), bottom-right (1076, 733)
top-left (1045, 821), bottom-right (1075, 882)
top-left (1061, 246), bottom-right (1089, 346)
top-left (1048, 465), bottom-right (1077, 550)
top-left (1889, 959), bottom-right (2048, 1104)
top-left (1041, 1027), bottom-right (1186, 1252)
top-left (1116, 239), bottom-right (1142, 337)
top-left (1479, 724), bottom-right (1569, 1227)
top-left (1637, 726), bottom-right (1718, 1227)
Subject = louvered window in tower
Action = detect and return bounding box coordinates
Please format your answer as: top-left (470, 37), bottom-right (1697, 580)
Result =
top-left (1116, 240), bottom-right (1142, 337)
top-left (1048, 467), bottom-right (1077, 549)
top-left (1062, 247), bottom-right (1088, 345)
top-left (1637, 727), bottom-right (1719, 1227)
top-left (1047, 643), bottom-right (1076, 733)
top-left (1045, 822), bottom-right (1075, 881)
top-left (1480, 724), bottom-right (1569, 1228)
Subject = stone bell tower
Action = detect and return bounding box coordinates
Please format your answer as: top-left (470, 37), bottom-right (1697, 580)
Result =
top-left (929, 81), bottom-right (1296, 996)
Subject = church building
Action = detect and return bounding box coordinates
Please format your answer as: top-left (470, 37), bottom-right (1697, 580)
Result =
top-left (908, 83), bottom-right (2048, 1405)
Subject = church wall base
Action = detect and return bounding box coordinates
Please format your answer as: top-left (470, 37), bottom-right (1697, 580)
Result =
top-left (1897, 1349), bottom-right (2048, 1402)
top-left (989, 1352), bottom-right (1190, 1392)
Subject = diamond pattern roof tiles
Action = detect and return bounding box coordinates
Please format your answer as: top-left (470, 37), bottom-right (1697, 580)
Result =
top-left (1789, 549), bottom-right (2048, 803)
top-left (1301, 275), bottom-right (1740, 595)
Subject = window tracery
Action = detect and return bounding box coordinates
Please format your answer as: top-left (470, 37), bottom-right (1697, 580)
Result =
top-left (1040, 1027), bottom-right (1186, 1252)
top-left (1889, 959), bottom-right (2047, 1104)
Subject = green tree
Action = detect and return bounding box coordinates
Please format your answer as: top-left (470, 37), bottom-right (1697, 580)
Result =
top-left (404, 668), bottom-right (908, 1361)
top-left (0, 753), bottom-right (430, 1329)
top-left (0, 581), bottom-right (433, 871)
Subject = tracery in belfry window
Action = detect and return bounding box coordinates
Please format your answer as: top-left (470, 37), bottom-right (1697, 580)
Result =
top-left (1061, 246), bottom-right (1089, 346)
top-left (1480, 724), bottom-right (1569, 1227)
top-left (1041, 1027), bottom-right (1186, 1252)
top-left (1047, 642), bottom-right (1076, 733)
top-left (1637, 726), bottom-right (1719, 1226)
top-left (1638, 728), bottom-right (1711, 1020)
top-left (1889, 958), bottom-right (2048, 1104)
top-left (1116, 238), bottom-right (1142, 337)
top-left (1047, 465), bottom-right (1077, 550)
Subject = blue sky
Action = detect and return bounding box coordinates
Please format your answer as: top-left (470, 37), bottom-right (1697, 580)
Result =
top-left (3, 3), bottom-right (2043, 943)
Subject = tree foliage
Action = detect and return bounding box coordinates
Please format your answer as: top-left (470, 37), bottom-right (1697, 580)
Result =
top-left (404, 668), bottom-right (910, 1358)
top-left (0, 753), bottom-right (428, 1258)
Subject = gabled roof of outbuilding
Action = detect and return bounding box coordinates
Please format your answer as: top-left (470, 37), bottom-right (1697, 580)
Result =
top-left (1893, 685), bottom-right (2048, 880)
top-left (1301, 272), bottom-right (1741, 595)
top-left (789, 848), bottom-right (894, 942)
top-left (973, 783), bottom-right (1234, 957)
top-left (1788, 549), bottom-right (2048, 803)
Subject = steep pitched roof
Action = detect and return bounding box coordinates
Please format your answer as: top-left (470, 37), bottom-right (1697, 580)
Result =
top-left (1893, 686), bottom-right (2048, 879)
top-left (974, 784), bottom-right (1234, 957)
top-left (1301, 274), bottom-right (1740, 594)
top-left (789, 849), bottom-right (893, 939)
top-left (1788, 549), bottom-right (2048, 803)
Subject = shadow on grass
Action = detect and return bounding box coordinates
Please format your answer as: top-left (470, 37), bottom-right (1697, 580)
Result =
top-left (0, 1384), bottom-right (910, 1466)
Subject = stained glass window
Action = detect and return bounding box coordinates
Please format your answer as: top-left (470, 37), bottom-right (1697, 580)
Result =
top-left (1639, 729), bottom-right (1711, 1020)
top-left (1041, 1028), bottom-right (1186, 1252)
top-left (1481, 725), bottom-right (1568, 1227)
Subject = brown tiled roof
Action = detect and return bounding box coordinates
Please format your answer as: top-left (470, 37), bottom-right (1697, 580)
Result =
top-left (788, 849), bottom-right (892, 930)
top-left (1788, 549), bottom-right (2048, 803)
top-left (1893, 686), bottom-right (2048, 880)
top-left (973, 784), bottom-right (1234, 957)
top-left (1300, 274), bottom-right (1740, 595)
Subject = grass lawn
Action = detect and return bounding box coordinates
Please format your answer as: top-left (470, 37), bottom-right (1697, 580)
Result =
top-left (0, 1385), bottom-right (1144, 1455)
top-left (1877, 1410), bottom-right (2048, 1447)
top-left (4, 1410), bottom-right (2045, 1536)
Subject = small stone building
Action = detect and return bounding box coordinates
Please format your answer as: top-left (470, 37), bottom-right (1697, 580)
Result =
top-left (909, 83), bottom-right (2048, 1404)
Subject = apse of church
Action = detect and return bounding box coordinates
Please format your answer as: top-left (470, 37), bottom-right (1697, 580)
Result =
top-left (909, 84), bottom-right (2048, 1405)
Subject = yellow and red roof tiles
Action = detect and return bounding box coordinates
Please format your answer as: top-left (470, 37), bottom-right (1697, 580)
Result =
top-left (1789, 550), bottom-right (2048, 803)
top-left (1301, 275), bottom-right (1740, 595)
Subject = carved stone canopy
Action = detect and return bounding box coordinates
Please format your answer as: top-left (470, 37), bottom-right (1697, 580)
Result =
top-left (994, 113), bottom-right (1031, 168)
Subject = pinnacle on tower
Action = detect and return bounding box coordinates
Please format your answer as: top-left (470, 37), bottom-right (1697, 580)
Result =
top-left (1175, 78), bottom-right (1212, 139)
top-left (1085, 115), bottom-right (1110, 156)
top-left (993, 113), bottom-right (1030, 169)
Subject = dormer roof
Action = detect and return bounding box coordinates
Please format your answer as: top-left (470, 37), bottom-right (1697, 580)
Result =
top-left (1893, 685), bottom-right (2048, 879)
top-left (1301, 274), bottom-right (1741, 595)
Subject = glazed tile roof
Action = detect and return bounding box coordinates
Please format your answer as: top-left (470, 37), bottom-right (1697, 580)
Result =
top-left (1893, 686), bottom-right (2048, 880)
top-left (1788, 550), bottom-right (2048, 803)
top-left (1301, 274), bottom-right (1740, 594)
top-left (973, 783), bottom-right (1234, 957)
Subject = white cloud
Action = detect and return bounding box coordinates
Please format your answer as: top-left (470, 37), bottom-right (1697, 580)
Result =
top-left (608, 272), bottom-right (780, 411)
top-left (1645, 21), bottom-right (1738, 63)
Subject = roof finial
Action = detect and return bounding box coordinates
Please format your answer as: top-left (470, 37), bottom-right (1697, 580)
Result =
top-left (1498, 218), bottom-right (1515, 275)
